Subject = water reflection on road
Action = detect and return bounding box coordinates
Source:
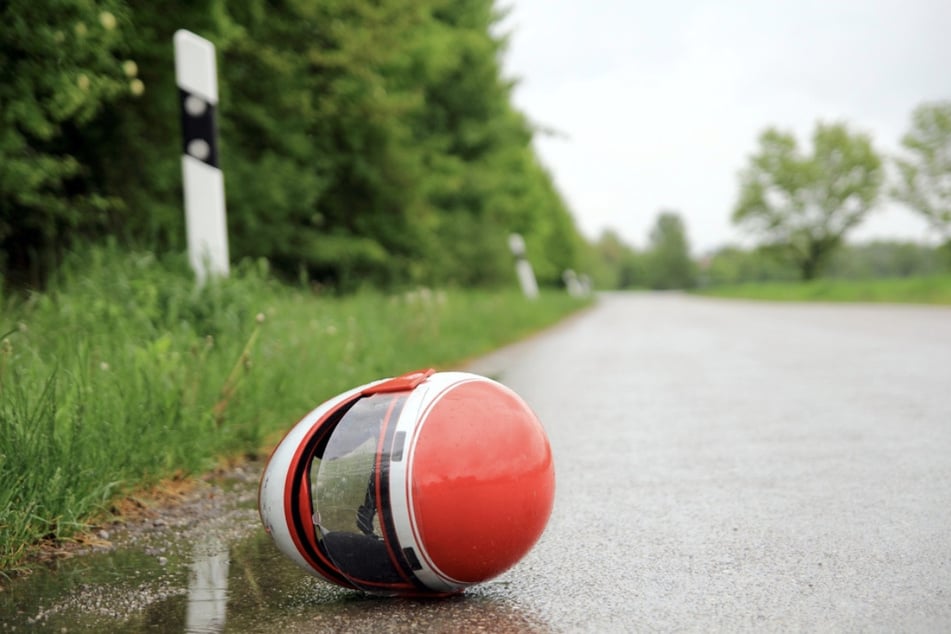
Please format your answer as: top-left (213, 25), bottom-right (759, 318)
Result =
top-left (185, 535), bottom-right (228, 633)
top-left (1, 505), bottom-right (552, 632)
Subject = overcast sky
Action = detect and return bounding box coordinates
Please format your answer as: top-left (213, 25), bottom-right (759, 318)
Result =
top-left (498, 0), bottom-right (951, 254)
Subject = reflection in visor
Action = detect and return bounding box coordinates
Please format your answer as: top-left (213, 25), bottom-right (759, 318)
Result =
top-left (311, 392), bottom-right (413, 591)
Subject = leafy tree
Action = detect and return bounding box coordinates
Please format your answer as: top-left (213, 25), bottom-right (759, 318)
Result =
top-left (574, 237), bottom-right (612, 290)
top-left (645, 211), bottom-right (695, 289)
top-left (590, 229), bottom-right (642, 289)
top-left (825, 240), bottom-right (945, 279)
top-left (732, 122), bottom-right (884, 280)
top-left (892, 100), bottom-right (951, 242)
top-left (703, 245), bottom-right (798, 286)
top-left (703, 240), bottom-right (945, 285)
top-left (0, 0), bottom-right (586, 290)
top-left (409, 0), bottom-right (580, 287)
top-left (222, 0), bottom-right (434, 289)
top-left (0, 0), bottom-right (134, 284)
top-left (80, 0), bottom-right (237, 251)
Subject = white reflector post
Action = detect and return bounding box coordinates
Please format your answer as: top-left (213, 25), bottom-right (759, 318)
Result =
top-left (508, 233), bottom-right (539, 300)
top-left (563, 269), bottom-right (583, 297)
top-left (174, 29), bottom-right (229, 284)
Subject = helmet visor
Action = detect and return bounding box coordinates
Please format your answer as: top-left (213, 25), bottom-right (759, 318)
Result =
top-left (312, 391), bottom-right (413, 592)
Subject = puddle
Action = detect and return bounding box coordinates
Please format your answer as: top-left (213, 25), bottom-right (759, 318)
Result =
top-left (1, 467), bottom-right (553, 633)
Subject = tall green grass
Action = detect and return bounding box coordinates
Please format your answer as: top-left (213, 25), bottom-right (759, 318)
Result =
top-left (696, 275), bottom-right (951, 305)
top-left (0, 247), bottom-right (590, 572)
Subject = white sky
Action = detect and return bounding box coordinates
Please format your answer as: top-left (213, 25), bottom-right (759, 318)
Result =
top-left (498, 0), bottom-right (951, 254)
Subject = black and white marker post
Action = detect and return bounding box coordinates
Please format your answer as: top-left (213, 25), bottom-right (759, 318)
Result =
top-left (174, 29), bottom-right (229, 284)
top-left (508, 233), bottom-right (539, 300)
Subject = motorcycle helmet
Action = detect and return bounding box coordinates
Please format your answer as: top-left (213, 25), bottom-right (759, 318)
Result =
top-left (258, 369), bottom-right (555, 596)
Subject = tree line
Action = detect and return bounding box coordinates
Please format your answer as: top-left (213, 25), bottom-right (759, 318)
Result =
top-left (590, 100), bottom-right (951, 289)
top-left (4, 0), bottom-right (947, 293)
top-left (0, 0), bottom-right (585, 290)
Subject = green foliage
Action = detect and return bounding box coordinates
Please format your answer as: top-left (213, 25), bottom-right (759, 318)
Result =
top-left (892, 100), bottom-right (951, 241)
top-left (825, 240), bottom-right (948, 279)
top-left (0, 245), bottom-right (589, 572)
top-left (645, 211), bottom-right (696, 289)
top-left (0, 0), bottom-right (136, 284)
top-left (701, 245), bottom-right (799, 286)
top-left (0, 0), bottom-right (584, 291)
top-left (733, 122), bottom-right (884, 280)
top-left (89, 1), bottom-right (240, 251)
top-left (702, 240), bottom-right (948, 287)
top-left (586, 214), bottom-right (698, 291)
top-left (587, 229), bottom-right (644, 289)
top-left (696, 274), bottom-right (951, 305)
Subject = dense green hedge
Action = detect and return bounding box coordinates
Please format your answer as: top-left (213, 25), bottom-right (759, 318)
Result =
top-left (0, 0), bottom-right (584, 289)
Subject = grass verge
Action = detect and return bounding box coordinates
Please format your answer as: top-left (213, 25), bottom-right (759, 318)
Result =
top-left (0, 247), bottom-right (590, 573)
top-left (695, 275), bottom-right (951, 305)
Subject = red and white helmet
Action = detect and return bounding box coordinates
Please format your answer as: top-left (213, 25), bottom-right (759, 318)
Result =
top-left (258, 369), bottom-right (555, 596)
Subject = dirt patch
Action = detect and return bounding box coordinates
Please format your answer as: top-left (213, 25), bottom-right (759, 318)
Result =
top-left (24, 460), bottom-right (263, 573)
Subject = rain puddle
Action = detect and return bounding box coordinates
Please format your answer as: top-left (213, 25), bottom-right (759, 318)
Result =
top-left (1, 465), bottom-right (551, 633)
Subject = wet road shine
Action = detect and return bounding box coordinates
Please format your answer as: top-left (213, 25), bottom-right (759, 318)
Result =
top-left (478, 292), bottom-right (951, 632)
top-left (5, 292), bottom-right (951, 632)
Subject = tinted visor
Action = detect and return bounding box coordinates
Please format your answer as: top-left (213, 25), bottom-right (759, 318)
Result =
top-left (311, 391), bottom-right (417, 592)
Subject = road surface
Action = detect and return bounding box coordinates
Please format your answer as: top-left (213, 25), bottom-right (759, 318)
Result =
top-left (468, 292), bottom-right (951, 632)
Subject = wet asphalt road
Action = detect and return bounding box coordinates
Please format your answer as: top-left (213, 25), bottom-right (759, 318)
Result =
top-left (7, 292), bottom-right (951, 632)
top-left (464, 292), bottom-right (951, 632)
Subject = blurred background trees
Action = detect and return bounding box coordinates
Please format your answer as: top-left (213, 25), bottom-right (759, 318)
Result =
top-left (700, 241), bottom-right (946, 286)
top-left (644, 211), bottom-right (695, 290)
top-left (0, 0), bottom-right (583, 290)
top-left (1, 0), bottom-right (947, 292)
top-left (892, 101), bottom-right (951, 249)
top-left (0, 0), bottom-right (135, 286)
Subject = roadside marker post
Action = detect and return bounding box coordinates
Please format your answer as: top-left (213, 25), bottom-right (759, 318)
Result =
top-left (174, 29), bottom-right (229, 284)
top-left (509, 233), bottom-right (539, 300)
top-left (563, 269), bottom-right (583, 297)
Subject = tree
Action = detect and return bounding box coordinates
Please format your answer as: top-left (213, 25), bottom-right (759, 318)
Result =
top-left (0, 0), bottom-right (586, 290)
top-left (408, 0), bottom-right (582, 287)
top-left (825, 240), bottom-right (944, 279)
top-left (704, 245), bottom-right (798, 286)
top-left (892, 101), bottom-right (951, 242)
top-left (645, 211), bottom-right (695, 289)
top-left (732, 122), bottom-right (884, 280)
top-left (591, 229), bottom-right (643, 289)
top-left (0, 0), bottom-right (134, 284)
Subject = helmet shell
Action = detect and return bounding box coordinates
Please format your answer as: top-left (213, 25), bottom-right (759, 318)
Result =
top-left (258, 369), bottom-right (555, 595)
